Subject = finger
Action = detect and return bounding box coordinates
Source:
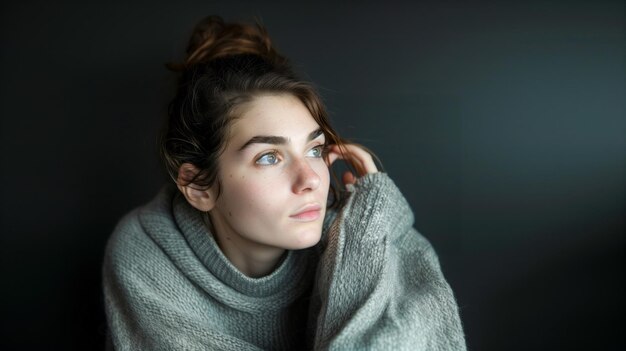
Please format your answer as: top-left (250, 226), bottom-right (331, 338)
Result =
top-left (338, 144), bottom-right (378, 175)
top-left (342, 171), bottom-right (356, 185)
top-left (326, 143), bottom-right (379, 179)
top-left (326, 144), bottom-right (348, 166)
top-left (326, 144), bottom-right (341, 166)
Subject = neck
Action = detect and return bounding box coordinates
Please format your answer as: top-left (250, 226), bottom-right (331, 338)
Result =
top-left (206, 212), bottom-right (286, 278)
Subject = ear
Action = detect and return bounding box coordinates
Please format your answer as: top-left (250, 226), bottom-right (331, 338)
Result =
top-left (176, 163), bottom-right (217, 212)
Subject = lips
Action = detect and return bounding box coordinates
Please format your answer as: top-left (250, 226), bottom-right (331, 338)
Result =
top-left (290, 204), bottom-right (322, 221)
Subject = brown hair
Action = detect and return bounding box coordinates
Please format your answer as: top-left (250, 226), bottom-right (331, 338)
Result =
top-left (159, 15), bottom-right (366, 204)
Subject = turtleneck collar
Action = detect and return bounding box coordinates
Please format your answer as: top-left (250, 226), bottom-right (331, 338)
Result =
top-left (139, 184), bottom-right (316, 305)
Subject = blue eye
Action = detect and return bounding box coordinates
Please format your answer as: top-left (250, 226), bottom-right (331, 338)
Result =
top-left (306, 145), bottom-right (324, 158)
top-left (256, 152), bottom-right (279, 165)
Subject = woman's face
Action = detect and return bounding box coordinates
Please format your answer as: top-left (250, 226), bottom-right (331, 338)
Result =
top-left (208, 94), bottom-right (330, 251)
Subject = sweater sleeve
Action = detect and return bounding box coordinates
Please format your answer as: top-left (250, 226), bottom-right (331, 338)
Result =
top-left (311, 173), bottom-right (466, 350)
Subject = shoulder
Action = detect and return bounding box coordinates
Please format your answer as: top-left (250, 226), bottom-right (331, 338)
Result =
top-left (104, 207), bottom-right (148, 268)
top-left (103, 185), bottom-right (179, 281)
top-left (394, 227), bottom-right (435, 257)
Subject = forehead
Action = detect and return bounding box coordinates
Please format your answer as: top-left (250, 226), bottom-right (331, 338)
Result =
top-left (229, 94), bottom-right (320, 142)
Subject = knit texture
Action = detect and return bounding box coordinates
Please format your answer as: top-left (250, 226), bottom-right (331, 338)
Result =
top-left (103, 173), bottom-right (466, 350)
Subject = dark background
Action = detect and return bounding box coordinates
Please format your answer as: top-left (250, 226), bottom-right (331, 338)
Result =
top-left (1, 1), bottom-right (623, 350)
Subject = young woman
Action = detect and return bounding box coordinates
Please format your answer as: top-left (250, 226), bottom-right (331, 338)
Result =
top-left (102, 15), bottom-right (466, 350)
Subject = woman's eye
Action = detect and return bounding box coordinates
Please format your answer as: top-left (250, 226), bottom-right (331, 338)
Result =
top-left (306, 145), bottom-right (324, 158)
top-left (256, 152), bottom-right (279, 165)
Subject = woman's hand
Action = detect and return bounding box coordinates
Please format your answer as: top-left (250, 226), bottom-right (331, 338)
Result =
top-left (326, 144), bottom-right (379, 185)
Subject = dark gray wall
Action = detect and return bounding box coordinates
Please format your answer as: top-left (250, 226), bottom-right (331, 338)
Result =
top-left (1, 1), bottom-right (623, 350)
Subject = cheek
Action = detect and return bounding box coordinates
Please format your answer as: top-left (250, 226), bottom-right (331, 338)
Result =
top-left (220, 173), bottom-right (284, 217)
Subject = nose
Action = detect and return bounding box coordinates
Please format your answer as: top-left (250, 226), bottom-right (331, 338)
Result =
top-left (291, 158), bottom-right (321, 194)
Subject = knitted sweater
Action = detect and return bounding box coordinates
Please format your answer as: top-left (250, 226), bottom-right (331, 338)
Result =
top-left (102, 173), bottom-right (466, 350)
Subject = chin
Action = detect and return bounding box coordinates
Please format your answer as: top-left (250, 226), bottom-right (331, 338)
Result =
top-left (285, 228), bottom-right (322, 250)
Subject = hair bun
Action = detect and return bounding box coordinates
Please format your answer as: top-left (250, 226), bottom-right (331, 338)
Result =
top-left (167, 15), bottom-right (287, 71)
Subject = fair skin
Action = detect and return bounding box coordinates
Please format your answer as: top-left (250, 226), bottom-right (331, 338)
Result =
top-left (178, 94), bottom-right (378, 278)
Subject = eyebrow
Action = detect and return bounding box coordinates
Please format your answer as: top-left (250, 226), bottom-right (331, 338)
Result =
top-left (238, 128), bottom-right (324, 151)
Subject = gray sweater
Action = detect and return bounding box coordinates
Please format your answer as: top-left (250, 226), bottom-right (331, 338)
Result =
top-left (103, 173), bottom-right (466, 350)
